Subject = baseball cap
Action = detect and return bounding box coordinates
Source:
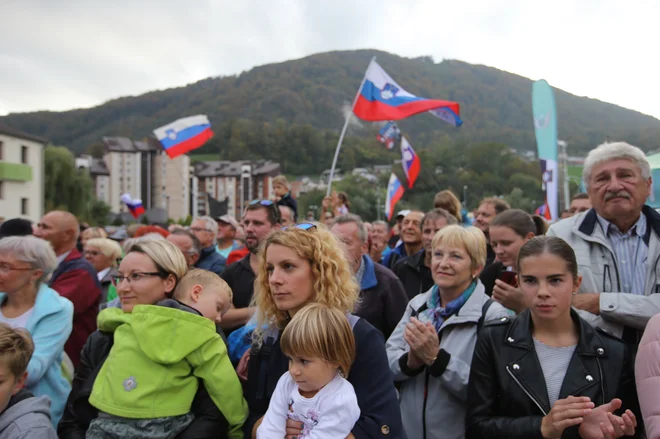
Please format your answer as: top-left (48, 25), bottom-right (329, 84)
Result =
top-left (215, 215), bottom-right (239, 229)
top-left (396, 210), bottom-right (411, 218)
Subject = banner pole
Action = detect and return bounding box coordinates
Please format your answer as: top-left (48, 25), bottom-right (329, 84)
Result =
top-left (326, 56), bottom-right (376, 197)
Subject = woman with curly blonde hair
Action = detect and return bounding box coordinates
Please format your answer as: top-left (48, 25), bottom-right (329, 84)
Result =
top-left (243, 224), bottom-right (403, 439)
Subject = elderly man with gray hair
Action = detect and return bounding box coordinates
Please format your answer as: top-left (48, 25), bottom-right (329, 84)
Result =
top-left (548, 141), bottom-right (659, 348)
top-left (189, 216), bottom-right (226, 276)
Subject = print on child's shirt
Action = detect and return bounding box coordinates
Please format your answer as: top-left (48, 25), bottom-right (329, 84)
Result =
top-left (288, 399), bottom-right (320, 437)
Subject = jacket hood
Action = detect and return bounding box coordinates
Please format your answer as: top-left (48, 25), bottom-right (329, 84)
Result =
top-left (0, 390), bottom-right (51, 432)
top-left (97, 300), bottom-right (218, 364)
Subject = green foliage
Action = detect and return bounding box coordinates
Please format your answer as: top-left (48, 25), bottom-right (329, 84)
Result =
top-left (2, 50), bottom-right (659, 161)
top-left (44, 146), bottom-right (112, 225)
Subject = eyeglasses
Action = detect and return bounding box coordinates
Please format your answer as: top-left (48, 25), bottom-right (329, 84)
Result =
top-left (84, 250), bottom-right (101, 257)
top-left (190, 227), bottom-right (213, 233)
top-left (249, 199), bottom-right (281, 223)
top-left (0, 264), bottom-right (33, 275)
top-left (283, 223), bottom-right (317, 231)
top-left (110, 272), bottom-right (163, 287)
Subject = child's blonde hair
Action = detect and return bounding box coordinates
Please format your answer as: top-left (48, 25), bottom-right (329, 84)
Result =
top-left (272, 175), bottom-right (289, 190)
top-left (0, 323), bottom-right (34, 378)
top-left (174, 268), bottom-right (233, 302)
top-left (280, 303), bottom-right (356, 377)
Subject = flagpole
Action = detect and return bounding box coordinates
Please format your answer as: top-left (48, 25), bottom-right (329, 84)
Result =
top-left (326, 56), bottom-right (376, 197)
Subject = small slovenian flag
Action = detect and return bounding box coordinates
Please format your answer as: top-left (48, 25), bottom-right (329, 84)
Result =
top-left (121, 194), bottom-right (146, 219)
top-left (153, 115), bottom-right (213, 159)
top-left (353, 60), bottom-right (462, 126)
top-left (535, 202), bottom-right (552, 221)
top-left (385, 173), bottom-right (405, 221)
top-left (376, 121), bottom-right (401, 150)
top-left (400, 137), bottom-right (421, 189)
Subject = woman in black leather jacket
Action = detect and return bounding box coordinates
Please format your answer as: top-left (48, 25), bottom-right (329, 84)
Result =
top-left (466, 236), bottom-right (641, 439)
top-left (57, 240), bottom-right (229, 438)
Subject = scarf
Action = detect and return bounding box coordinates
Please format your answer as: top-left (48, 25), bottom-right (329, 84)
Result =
top-left (421, 280), bottom-right (477, 333)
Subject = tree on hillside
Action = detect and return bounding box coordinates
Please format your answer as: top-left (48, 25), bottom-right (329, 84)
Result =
top-left (44, 146), bottom-right (111, 225)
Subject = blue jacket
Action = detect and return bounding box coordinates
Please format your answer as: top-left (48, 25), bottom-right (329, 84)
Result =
top-left (0, 284), bottom-right (73, 428)
top-left (195, 246), bottom-right (227, 276)
top-left (382, 243), bottom-right (408, 269)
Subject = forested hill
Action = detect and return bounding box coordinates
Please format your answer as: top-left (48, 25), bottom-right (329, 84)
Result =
top-left (2, 49), bottom-right (659, 173)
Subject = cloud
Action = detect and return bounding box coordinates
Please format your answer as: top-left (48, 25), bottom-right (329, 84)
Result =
top-left (1, 0), bottom-right (659, 119)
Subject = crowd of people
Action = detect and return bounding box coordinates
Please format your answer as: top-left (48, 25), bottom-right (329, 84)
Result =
top-left (0, 143), bottom-right (659, 438)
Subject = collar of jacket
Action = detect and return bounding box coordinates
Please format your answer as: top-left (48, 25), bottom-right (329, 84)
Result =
top-left (506, 308), bottom-right (608, 358)
top-left (200, 245), bottom-right (217, 259)
top-left (360, 254), bottom-right (378, 290)
top-left (404, 250), bottom-right (426, 272)
top-left (577, 205), bottom-right (660, 245)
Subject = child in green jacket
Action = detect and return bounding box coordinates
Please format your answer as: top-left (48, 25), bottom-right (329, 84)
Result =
top-left (87, 269), bottom-right (248, 439)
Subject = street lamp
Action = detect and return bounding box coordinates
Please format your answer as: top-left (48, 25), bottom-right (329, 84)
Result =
top-left (463, 185), bottom-right (468, 208)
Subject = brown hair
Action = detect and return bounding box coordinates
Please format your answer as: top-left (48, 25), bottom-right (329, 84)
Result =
top-left (517, 236), bottom-right (578, 279)
top-left (0, 323), bottom-right (34, 377)
top-left (272, 175), bottom-right (290, 190)
top-left (479, 197), bottom-right (511, 214)
top-left (280, 303), bottom-right (356, 377)
top-left (422, 208), bottom-right (458, 229)
top-left (433, 190), bottom-right (462, 222)
top-left (571, 192), bottom-right (589, 201)
top-left (174, 268), bottom-right (232, 302)
top-left (490, 209), bottom-right (545, 237)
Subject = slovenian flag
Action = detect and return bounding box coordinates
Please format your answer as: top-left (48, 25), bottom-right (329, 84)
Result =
top-left (385, 173), bottom-right (405, 221)
top-left (376, 121), bottom-right (401, 150)
top-left (400, 137), bottom-right (421, 189)
top-left (121, 194), bottom-right (146, 219)
top-left (353, 60), bottom-right (462, 126)
top-left (535, 202), bottom-right (552, 221)
top-left (153, 115), bottom-right (213, 159)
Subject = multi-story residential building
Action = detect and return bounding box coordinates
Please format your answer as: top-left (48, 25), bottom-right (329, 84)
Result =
top-left (75, 155), bottom-right (111, 206)
top-left (193, 160), bottom-right (280, 219)
top-left (0, 126), bottom-right (46, 222)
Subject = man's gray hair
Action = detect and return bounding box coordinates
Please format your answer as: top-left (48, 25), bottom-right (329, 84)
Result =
top-left (423, 208), bottom-right (458, 228)
top-left (278, 205), bottom-right (294, 220)
top-left (171, 229), bottom-right (201, 255)
top-left (333, 213), bottom-right (368, 243)
top-left (582, 142), bottom-right (650, 188)
top-left (372, 220), bottom-right (390, 233)
top-left (0, 236), bottom-right (57, 286)
top-left (195, 216), bottom-right (218, 245)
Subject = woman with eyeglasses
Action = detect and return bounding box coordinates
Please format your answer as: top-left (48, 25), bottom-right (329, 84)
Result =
top-left (0, 235), bottom-right (74, 427)
top-left (243, 224), bottom-right (403, 439)
top-left (83, 238), bottom-right (122, 305)
top-left (59, 240), bottom-right (233, 439)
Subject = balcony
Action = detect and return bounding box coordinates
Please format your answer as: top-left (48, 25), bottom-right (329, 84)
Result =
top-left (0, 162), bottom-right (32, 182)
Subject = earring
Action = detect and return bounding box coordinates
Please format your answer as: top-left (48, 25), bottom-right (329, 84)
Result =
top-left (338, 368), bottom-right (346, 378)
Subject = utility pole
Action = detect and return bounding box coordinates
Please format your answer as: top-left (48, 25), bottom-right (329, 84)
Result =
top-left (558, 140), bottom-right (570, 210)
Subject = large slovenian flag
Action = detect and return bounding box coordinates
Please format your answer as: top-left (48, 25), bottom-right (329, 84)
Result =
top-left (121, 194), bottom-right (146, 219)
top-left (153, 115), bottom-right (213, 159)
top-left (400, 137), bottom-right (421, 189)
top-left (385, 173), bottom-right (405, 221)
top-left (353, 60), bottom-right (462, 126)
top-left (376, 121), bottom-right (401, 150)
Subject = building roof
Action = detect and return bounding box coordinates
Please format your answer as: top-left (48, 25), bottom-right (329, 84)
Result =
top-left (0, 124), bottom-right (47, 144)
top-left (103, 136), bottom-right (160, 153)
top-left (194, 160), bottom-right (280, 178)
top-left (90, 157), bottom-right (110, 176)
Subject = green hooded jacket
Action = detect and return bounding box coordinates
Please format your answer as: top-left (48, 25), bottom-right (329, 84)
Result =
top-left (89, 300), bottom-right (247, 439)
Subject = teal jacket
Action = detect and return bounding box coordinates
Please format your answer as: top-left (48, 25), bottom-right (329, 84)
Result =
top-left (89, 300), bottom-right (247, 439)
top-left (0, 284), bottom-right (73, 428)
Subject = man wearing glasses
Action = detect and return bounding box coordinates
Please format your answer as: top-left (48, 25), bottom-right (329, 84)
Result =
top-left (221, 200), bottom-right (280, 335)
top-left (189, 216), bottom-right (227, 276)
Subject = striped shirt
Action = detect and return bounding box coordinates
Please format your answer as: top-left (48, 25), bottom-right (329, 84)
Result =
top-left (597, 214), bottom-right (648, 295)
top-left (533, 338), bottom-right (576, 408)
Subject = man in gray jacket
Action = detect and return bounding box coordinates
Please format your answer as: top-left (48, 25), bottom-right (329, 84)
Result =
top-left (548, 141), bottom-right (659, 346)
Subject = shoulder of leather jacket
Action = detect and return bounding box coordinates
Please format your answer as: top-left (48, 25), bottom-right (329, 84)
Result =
top-left (483, 316), bottom-right (511, 327)
top-left (595, 326), bottom-right (625, 342)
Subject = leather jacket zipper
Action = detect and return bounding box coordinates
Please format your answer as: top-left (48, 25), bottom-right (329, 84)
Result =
top-left (506, 365), bottom-right (547, 416)
top-left (596, 358), bottom-right (605, 406)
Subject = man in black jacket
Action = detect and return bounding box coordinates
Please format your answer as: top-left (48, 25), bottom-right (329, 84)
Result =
top-left (331, 214), bottom-right (408, 339)
top-left (394, 208), bottom-right (457, 300)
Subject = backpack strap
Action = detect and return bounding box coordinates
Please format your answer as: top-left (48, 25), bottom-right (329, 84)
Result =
top-left (477, 299), bottom-right (495, 333)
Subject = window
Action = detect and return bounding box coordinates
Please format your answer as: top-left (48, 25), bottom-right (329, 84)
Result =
top-left (21, 146), bottom-right (28, 164)
top-left (20, 198), bottom-right (28, 215)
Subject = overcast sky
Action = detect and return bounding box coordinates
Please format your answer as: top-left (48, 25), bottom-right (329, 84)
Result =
top-left (1, 0), bottom-right (659, 119)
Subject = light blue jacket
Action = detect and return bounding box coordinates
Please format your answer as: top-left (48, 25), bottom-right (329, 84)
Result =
top-left (0, 284), bottom-right (73, 428)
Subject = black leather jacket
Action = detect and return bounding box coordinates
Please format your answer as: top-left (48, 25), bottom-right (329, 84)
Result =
top-left (57, 330), bottom-right (229, 439)
top-left (466, 309), bottom-right (641, 439)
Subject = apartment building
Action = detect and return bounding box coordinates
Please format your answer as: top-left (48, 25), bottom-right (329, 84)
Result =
top-left (0, 126), bottom-right (46, 222)
top-left (75, 155), bottom-right (111, 206)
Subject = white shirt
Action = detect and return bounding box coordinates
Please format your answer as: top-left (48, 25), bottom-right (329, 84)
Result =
top-left (0, 308), bottom-right (35, 329)
top-left (56, 251), bottom-right (72, 267)
top-left (257, 372), bottom-right (360, 439)
top-left (97, 267), bottom-right (111, 282)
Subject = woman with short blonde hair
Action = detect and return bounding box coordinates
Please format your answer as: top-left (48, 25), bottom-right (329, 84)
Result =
top-left (84, 238), bottom-right (122, 304)
top-left (244, 224), bottom-right (403, 439)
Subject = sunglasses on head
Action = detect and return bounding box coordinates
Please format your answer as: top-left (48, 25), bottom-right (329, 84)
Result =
top-left (249, 199), bottom-right (281, 223)
top-left (282, 222), bottom-right (317, 231)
